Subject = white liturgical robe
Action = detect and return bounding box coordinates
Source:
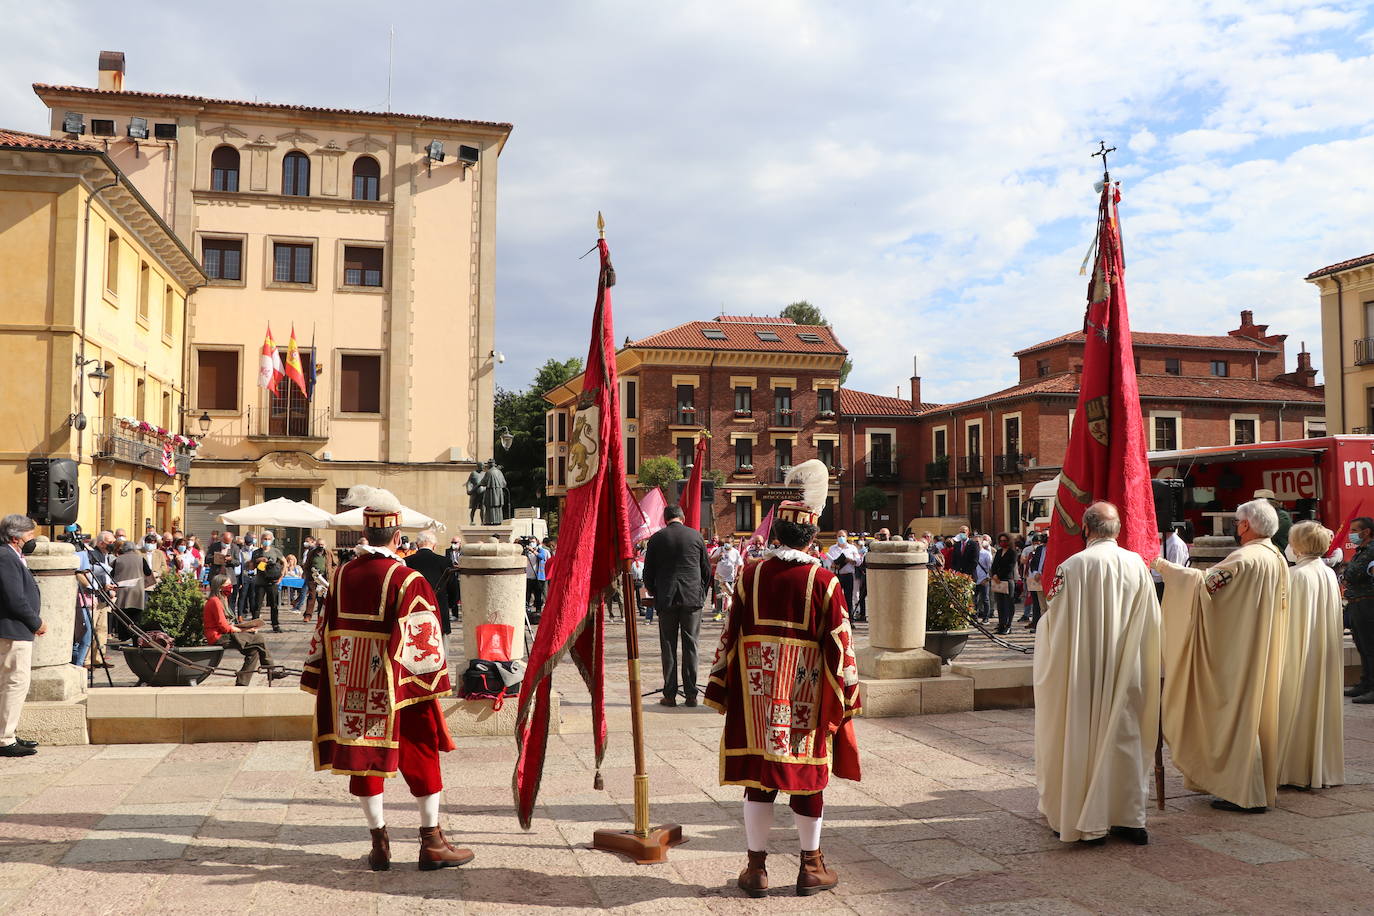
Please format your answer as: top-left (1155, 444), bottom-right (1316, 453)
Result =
top-left (1277, 557), bottom-right (1344, 789)
top-left (1157, 538), bottom-right (1288, 809)
top-left (1035, 538), bottom-right (1161, 842)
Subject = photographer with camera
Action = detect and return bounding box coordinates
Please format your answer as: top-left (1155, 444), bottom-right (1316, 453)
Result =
top-left (520, 536), bottom-right (550, 624)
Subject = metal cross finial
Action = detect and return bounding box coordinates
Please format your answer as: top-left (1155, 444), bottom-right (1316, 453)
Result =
top-left (1092, 140), bottom-right (1116, 178)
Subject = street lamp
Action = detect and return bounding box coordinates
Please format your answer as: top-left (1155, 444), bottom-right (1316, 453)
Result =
top-left (86, 364), bottom-right (110, 399)
top-left (496, 425), bottom-right (515, 450)
top-left (197, 411), bottom-right (212, 435)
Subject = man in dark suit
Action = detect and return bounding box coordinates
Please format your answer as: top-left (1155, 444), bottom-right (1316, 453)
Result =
top-left (951, 526), bottom-right (980, 576)
top-left (405, 531), bottom-right (458, 635)
top-left (641, 505), bottom-right (711, 707)
top-left (0, 514), bottom-right (45, 756)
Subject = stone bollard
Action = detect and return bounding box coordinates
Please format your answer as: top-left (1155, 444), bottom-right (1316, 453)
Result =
top-left (457, 543), bottom-right (528, 663)
top-left (855, 540), bottom-right (941, 680)
top-left (26, 538), bottom-right (85, 702)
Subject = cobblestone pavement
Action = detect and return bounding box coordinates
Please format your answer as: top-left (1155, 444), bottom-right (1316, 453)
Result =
top-left (48, 603), bottom-right (1374, 913)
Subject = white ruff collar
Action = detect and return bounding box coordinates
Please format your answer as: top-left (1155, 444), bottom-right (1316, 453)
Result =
top-left (766, 547), bottom-right (821, 566)
top-left (356, 544), bottom-right (400, 560)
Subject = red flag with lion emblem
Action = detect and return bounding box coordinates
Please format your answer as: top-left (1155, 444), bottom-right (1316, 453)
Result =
top-left (1042, 181), bottom-right (1158, 592)
top-left (513, 236), bottom-right (633, 828)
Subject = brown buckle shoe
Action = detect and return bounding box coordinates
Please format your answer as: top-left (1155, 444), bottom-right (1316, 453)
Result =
top-left (796, 849), bottom-right (838, 896)
top-left (737, 849), bottom-right (768, 898)
top-left (368, 826), bottom-right (390, 871)
top-left (418, 826), bottom-right (474, 870)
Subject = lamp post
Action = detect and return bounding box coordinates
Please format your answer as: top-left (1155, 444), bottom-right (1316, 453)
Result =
top-left (197, 411), bottom-right (212, 436)
top-left (496, 425), bottom-right (515, 451)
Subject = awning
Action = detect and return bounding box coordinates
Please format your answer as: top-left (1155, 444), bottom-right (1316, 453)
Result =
top-left (1148, 446), bottom-right (1323, 467)
top-left (328, 505), bottom-right (445, 531)
top-left (218, 497), bottom-right (336, 528)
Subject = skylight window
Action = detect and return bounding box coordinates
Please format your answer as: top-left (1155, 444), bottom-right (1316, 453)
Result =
top-left (755, 331), bottom-right (782, 342)
top-left (701, 328), bottom-right (727, 340)
top-left (797, 332), bottom-right (823, 343)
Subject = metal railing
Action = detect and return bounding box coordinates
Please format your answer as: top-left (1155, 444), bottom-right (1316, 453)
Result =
top-left (248, 405), bottom-right (331, 439)
top-left (1356, 338), bottom-right (1374, 366)
top-left (673, 407), bottom-right (698, 425)
top-left (91, 419), bottom-right (193, 475)
top-left (925, 459), bottom-right (950, 482)
top-left (994, 452), bottom-right (1030, 475)
top-left (770, 409), bottom-right (801, 428)
top-left (866, 456), bottom-right (899, 480)
top-left (958, 454), bottom-right (983, 478)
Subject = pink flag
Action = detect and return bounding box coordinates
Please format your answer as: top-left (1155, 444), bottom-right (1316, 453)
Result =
top-left (752, 505), bottom-right (775, 545)
top-left (629, 486), bottom-right (666, 545)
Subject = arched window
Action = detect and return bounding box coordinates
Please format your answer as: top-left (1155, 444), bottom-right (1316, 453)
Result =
top-left (282, 150), bottom-right (310, 197)
top-left (352, 155), bottom-right (380, 201)
top-left (210, 145), bottom-right (239, 191)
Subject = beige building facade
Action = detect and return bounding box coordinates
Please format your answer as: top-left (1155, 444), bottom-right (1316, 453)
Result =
top-left (1309, 253), bottom-right (1374, 434)
top-left (0, 128), bottom-right (204, 535)
top-left (34, 53), bottom-right (511, 550)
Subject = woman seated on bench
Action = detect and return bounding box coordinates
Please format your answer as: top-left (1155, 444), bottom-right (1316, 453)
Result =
top-left (205, 575), bottom-right (285, 686)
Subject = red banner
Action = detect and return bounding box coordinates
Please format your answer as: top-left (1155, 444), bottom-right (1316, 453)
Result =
top-left (679, 435), bottom-right (708, 531)
top-left (513, 238), bottom-right (632, 829)
top-left (1042, 183), bottom-right (1159, 580)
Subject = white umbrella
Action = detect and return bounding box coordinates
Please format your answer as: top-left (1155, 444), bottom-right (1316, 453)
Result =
top-left (219, 497), bottom-right (335, 528)
top-left (328, 505), bottom-right (445, 532)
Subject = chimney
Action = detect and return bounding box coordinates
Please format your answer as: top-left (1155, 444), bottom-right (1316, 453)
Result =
top-left (98, 51), bottom-right (125, 92)
top-left (910, 355), bottom-right (921, 408)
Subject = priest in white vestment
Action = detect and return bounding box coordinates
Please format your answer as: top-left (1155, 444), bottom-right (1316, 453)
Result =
top-left (1154, 498), bottom-right (1289, 813)
top-left (1276, 521), bottom-right (1344, 790)
top-left (1035, 501), bottom-right (1161, 845)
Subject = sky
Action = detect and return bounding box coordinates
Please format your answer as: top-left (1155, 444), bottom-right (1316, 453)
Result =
top-left (3, 0), bottom-right (1372, 404)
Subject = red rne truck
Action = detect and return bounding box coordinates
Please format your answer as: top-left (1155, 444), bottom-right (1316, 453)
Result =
top-left (1147, 435), bottom-right (1374, 558)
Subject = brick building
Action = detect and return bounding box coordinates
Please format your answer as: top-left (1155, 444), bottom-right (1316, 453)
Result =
top-left (543, 316), bottom-right (848, 536)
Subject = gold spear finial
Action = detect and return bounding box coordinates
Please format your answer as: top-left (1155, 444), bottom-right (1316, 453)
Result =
top-left (597, 211), bottom-right (605, 239)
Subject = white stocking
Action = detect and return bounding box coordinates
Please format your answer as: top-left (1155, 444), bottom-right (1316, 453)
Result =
top-left (417, 792), bottom-right (441, 829)
top-left (742, 799), bottom-right (774, 852)
top-left (795, 813), bottom-right (823, 852)
top-left (360, 793), bottom-right (385, 830)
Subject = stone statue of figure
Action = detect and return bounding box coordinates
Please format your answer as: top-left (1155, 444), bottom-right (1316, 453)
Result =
top-left (466, 466), bottom-right (486, 525)
top-left (480, 459), bottom-right (510, 526)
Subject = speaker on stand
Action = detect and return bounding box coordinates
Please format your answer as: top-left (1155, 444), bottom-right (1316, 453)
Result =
top-left (27, 458), bottom-right (80, 526)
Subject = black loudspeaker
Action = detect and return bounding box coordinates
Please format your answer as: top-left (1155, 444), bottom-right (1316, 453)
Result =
top-left (27, 458), bottom-right (80, 526)
top-left (1152, 479), bottom-right (1185, 534)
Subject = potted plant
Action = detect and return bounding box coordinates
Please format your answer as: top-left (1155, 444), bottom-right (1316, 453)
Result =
top-left (924, 568), bottom-right (977, 663)
top-left (119, 572), bottom-right (225, 686)
top-left (817, 409), bottom-right (836, 420)
top-left (733, 408), bottom-right (752, 418)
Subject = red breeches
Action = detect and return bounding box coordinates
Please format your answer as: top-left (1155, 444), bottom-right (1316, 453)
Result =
top-left (349, 701), bottom-right (445, 798)
top-left (744, 787), bottom-right (824, 817)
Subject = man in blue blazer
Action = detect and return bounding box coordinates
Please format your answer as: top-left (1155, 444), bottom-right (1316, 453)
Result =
top-left (0, 514), bottom-right (45, 757)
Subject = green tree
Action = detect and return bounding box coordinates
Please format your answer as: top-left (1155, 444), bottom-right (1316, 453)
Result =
top-left (853, 485), bottom-right (889, 515)
top-left (780, 301), bottom-right (852, 385)
top-left (493, 356), bottom-right (583, 511)
top-left (636, 456), bottom-right (682, 492)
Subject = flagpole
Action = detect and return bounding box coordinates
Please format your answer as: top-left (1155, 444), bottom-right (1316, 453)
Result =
top-left (592, 213), bottom-right (682, 863)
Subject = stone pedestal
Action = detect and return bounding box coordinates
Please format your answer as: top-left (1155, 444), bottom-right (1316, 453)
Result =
top-left (457, 543), bottom-right (528, 662)
top-left (26, 539), bottom-right (86, 703)
top-left (459, 523), bottom-right (515, 545)
top-left (856, 540), bottom-right (941, 682)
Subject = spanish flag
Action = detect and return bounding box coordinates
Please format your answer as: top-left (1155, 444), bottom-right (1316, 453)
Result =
top-left (284, 325), bottom-right (309, 398)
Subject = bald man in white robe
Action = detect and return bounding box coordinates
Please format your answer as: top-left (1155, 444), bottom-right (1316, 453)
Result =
top-left (1035, 501), bottom-right (1161, 845)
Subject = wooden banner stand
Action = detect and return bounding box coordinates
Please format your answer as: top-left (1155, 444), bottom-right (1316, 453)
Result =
top-left (593, 566), bottom-right (684, 863)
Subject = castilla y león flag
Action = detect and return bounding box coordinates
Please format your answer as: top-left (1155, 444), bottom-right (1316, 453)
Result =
top-left (513, 237), bottom-right (633, 829)
top-left (1042, 182), bottom-right (1158, 585)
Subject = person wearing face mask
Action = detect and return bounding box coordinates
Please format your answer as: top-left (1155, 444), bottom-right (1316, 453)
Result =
top-left (111, 540), bottom-right (152, 641)
top-left (824, 531), bottom-right (861, 614)
top-left (144, 534), bottom-right (169, 585)
top-left (1340, 517), bottom-right (1374, 703)
top-left (204, 575), bottom-right (280, 686)
top-left (0, 514), bottom-right (46, 756)
top-left (252, 531), bottom-right (287, 632)
top-left (989, 534), bottom-right (1019, 635)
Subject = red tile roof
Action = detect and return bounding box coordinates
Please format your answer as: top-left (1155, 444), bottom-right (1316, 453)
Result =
top-left (931, 371), bottom-right (1323, 413)
top-left (839, 388), bottom-right (939, 416)
top-left (32, 84), bottom-right (512, 132)
top-left (0, 127), bottom-right (99, 152)
top-left (1307, 253), bottom-right (1374, 280)
top-left (1015, 329), bottom-right (1278, 356)
top-left (716, 315), bottom-right (794, 324)
top-left (630, 319), bottom-right (846, 354)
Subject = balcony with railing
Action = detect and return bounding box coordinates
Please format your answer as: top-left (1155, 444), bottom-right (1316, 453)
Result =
top-left (866, 455), bottom-right (899, 481)
top-left (770, 409), bottom-right (802, 429)
top-left (958, 454), bottom-right (983, 478)
top-left (672, 406), bottom-right (699, 426)
top-left (92, 419), bottom-right (194, 476)
top-left (1356, 338), bottom-right (1374, 366)
top-left (925, 457), bottom-right (950, 482)
top-left (994, 452), bottom-right (1032, 475)
top-left (247, 405), bottom-right (331, 442)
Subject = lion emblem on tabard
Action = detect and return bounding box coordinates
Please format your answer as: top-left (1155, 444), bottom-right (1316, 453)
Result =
top-left (1085, 396), bottom-right (1109, 447)
top-left (568, 403), bottom-right (600, 489)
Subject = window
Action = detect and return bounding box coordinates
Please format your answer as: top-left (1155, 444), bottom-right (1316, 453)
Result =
top-left (1134, 356), bottom-right (1141, 373)
top-left (343, 246), bottom-right (384, 287)
top-left (557, 411), bottom-right (567, 442)
top-left (1233, 417), bottom-right (1258, 445)
top-left (211, 145), bottom-right (239, 191)
top-left (735, 438), bottom-right (753, 470)
top-left (137, 262), bottom-right (150, 321)
top-left (557, 456), bottom-right (566, 486)
top-left (153, 123), bottom-right (177, 140)
top-left (755, 330), bottom-right (782, 342)
top-left (701, 328), bottom-right (727, 340)
top-left (202, 238), bottom-right (243, 281)
top-left (775, 386), bottom-right (792, 412)
top-left (677, 438), bottom-right (694, 471)
top-left (676, 384), bottom-right (695, 423)
top-left (1210, 360), bottom-right (1228, 377)
top-left (196, 350), bottom-right (239, 411)
top-left (776, 438), bottom-right (793, 470)
top-left (352, 156), bottom-right (380, 201)
top-left (818, 439), bottom-right (836, 469)
top-left (161, 391), bottom-right (172, 431)
top-left (933, 428), bottom-right (947, 459)
top-left (546, 413), bottom-right (554, 443)
top-left (626, 436), bottom-right (637, 473)
top-left (91, 119), bottom-right (115, 137)
top-left (797, 332), bottom-right (823, 343)
top-left (136, 378), bottom-right (146, 418)
top-left (735, 496), bottom-right (754, 532)
top-left (1008, 493), bottom-right (1022, 532)
top-left (967, 423), bottom-right (982, 457)
top-left (273, 242), bottom-right (313, 284)
top-left (339, 353), bottom-right (382, 414)
top-left (162, 286), bottom-right (175, 338)
top-left (1003, 416), bottom-right (1020, 455)
top-left (1164, 358), bottom-right (1181, 376)
top-left (624, 380), bottom-right (637, 419)
top-left (1154, 416), bottom-right (1178, 451)
top-left (106, 231), bottom-right (119, 294)
top-left (935, 492), bottom-right (948, 516)
top-left (734, 386), bottom-right (751, 413)
top-left (282, 150), bottom-right (310, 196)
top-left (817, 388), bottom-right (834, 414)
top-left (1036, 358), bottom-right (1050, 377)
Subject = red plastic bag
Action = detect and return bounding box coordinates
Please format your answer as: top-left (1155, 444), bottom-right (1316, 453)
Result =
top-left (475, 623), bottom-right (514, 663)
